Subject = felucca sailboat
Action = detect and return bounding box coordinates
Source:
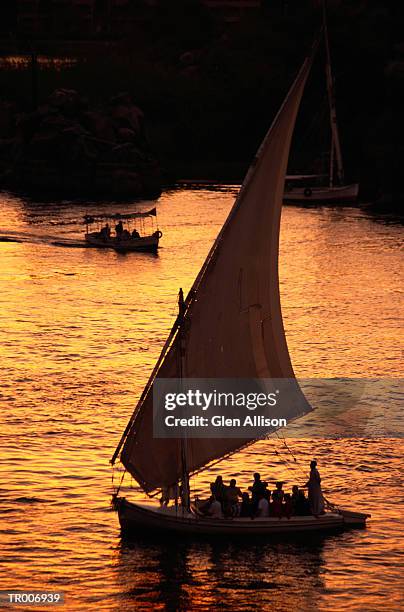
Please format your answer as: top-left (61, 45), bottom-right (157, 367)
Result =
top-left (111, 35), bottom-right (369, 536)
top-left (284, 1), bottom-right (359, 204)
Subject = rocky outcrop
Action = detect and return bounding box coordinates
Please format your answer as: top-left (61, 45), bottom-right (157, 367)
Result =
top-left (0, 89), bottom-right (161, 199)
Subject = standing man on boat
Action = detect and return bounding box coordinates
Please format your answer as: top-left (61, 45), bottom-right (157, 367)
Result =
top-left (304, 460), bottom-right (325, 516)
top-left (248, 473), bottom-right (268, 512)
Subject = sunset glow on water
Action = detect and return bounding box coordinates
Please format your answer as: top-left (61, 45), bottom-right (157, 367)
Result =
top-left (0, 188), bottom-right (402, 611)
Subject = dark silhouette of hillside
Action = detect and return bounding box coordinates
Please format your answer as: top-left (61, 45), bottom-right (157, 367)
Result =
top-left (0, 1), bottom-right (400, 207)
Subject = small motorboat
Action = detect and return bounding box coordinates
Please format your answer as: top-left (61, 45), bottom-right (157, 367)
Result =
top-left (84, 207), bottom-right (162, 253)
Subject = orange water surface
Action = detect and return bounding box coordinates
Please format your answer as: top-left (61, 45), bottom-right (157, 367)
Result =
top-left (0, 188), bottom-right (402, 611)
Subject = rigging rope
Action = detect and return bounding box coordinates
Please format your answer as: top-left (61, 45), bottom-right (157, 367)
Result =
top-left (112, 465), bottom-right (127, 496)
top-left (273, 430), bottom-right (338, 511)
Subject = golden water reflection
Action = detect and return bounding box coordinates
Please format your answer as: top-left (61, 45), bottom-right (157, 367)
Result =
top-left (0, 189), bottom-right (402, 611)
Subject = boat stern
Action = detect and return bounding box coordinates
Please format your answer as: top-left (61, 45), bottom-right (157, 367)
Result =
top-left (339, 508), bottom-right (371, 528)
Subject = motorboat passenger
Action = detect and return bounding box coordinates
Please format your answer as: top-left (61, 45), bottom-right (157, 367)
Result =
top-left (115, 220), bottom-right (123, 239)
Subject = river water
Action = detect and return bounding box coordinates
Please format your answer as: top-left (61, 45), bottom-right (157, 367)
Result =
top-left (0, 188), bottom-right (402, 611)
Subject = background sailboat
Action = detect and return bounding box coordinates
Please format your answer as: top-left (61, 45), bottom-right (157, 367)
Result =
top-left (111, 35), bottom-right (369, 536)
top-left (284, 1), bottom-right (359, 204)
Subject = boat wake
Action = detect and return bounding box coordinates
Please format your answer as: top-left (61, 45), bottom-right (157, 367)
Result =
top-left (0, 230), bottom-right (88, 249)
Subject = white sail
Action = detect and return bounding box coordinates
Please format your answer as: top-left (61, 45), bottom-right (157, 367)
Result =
top-left (115, 42), bottom-right (318, 493)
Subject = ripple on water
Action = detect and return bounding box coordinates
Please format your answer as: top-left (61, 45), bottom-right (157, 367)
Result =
top-left (0, 192), bottom-right (403, 611)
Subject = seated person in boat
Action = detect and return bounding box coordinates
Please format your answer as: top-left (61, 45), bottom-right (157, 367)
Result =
top-left (224, 478), bottom-right (243, 516)
top-left (248, 473), bottom-right (268, 511)
top-left (132, 228), bottom-right (140, 239)
top-left (121, 228), bottom-right (131, 240)
top-left (100, 223), bottom-right (111, 241)
top-left (255, 492), bottom-right (270, 518)
top-left (270, 490), bottom-right (283, 518)
top-left (115, 220), bottom-right (124, 239)
top-left (282, 493), bottom-right (293, 519)
top-left (294, 489), bottom-right (311, 516)
top-left (291, 485), bottom-right (299, 511)
top-left (210, 475), bottom-right (226, 505)
top-left (273, 481), bottom-right (285, 502)
top-left (240, 492), bottom-right (252, 518)
top-left (207, 495), bottom-right (223, 519)
top-left (291, 485), bottom-right (309, 515)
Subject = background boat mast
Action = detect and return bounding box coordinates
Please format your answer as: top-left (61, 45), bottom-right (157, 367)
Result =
top-left (322, 0), bottom-right (344, 186)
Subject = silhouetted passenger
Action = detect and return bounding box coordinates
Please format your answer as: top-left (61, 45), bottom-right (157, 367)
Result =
top-left (282, 493), bottom-right (293, 519)
top-left (115, 220), bottom-right (123, 238)
top-left (224, 478), bottom-right (243, 516)
top-left (256, 493), bottom-right (270, 517)
top-left (198, 495), bottom-right (212, 515)
top-left (295, 490), bottom-right (311, 516)
top-left (304, 460), bottom-right (325, 516)
top-left (122, 229), bottom-right (131, 239)
top-left (207, 495), bottom-right (223, 519)
top-left (249, 472), bottom-right (268, 511)
top-left (210, 476), bottom-right (226, 505)
top-left (132, 228), bottom-right (140, 239)
top-left (272, 481), bottom-right (284, 502)
top-left (100, 223), bottom-right (111, 241)
top-left (271, 490), bottom-right (282, 518)
top-left (240, 492), bottom-right (252, 518)
top-left (291, 485), bottom-right (300, 513)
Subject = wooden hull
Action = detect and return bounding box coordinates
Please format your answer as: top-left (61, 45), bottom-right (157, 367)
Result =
top-left (116, 498), bottom-right (369, 538)
top-left (85, 233), bottom-right (159, 253)
top-left (284, 183), bottom-right (359, 204)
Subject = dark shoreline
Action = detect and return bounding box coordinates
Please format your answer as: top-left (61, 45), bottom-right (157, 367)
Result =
top-left (0, 2), bottom-right (400, 210)
top-left (0, 1), bottom-right (398, 209)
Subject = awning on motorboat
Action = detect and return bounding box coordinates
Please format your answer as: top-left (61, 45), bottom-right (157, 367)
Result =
top-left (84, 208), bottom-right (157, 224)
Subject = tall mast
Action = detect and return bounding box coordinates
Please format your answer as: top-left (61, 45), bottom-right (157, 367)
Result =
top-left (322, 0), bottom-right (344, 186)
top-left (114, 43), bottom-right (317, 495)
top-left (329, 133), bottom-right (335, 188)
top-left (178, 288), bottom-right (190, 511)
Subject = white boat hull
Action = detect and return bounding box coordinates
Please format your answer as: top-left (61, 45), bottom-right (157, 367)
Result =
top-left (85, 232), bottom-right (159, 253)
top-left (284, 183), bottom-right (359, 204)
top-left (115, 498), bottom-right (369, 537)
